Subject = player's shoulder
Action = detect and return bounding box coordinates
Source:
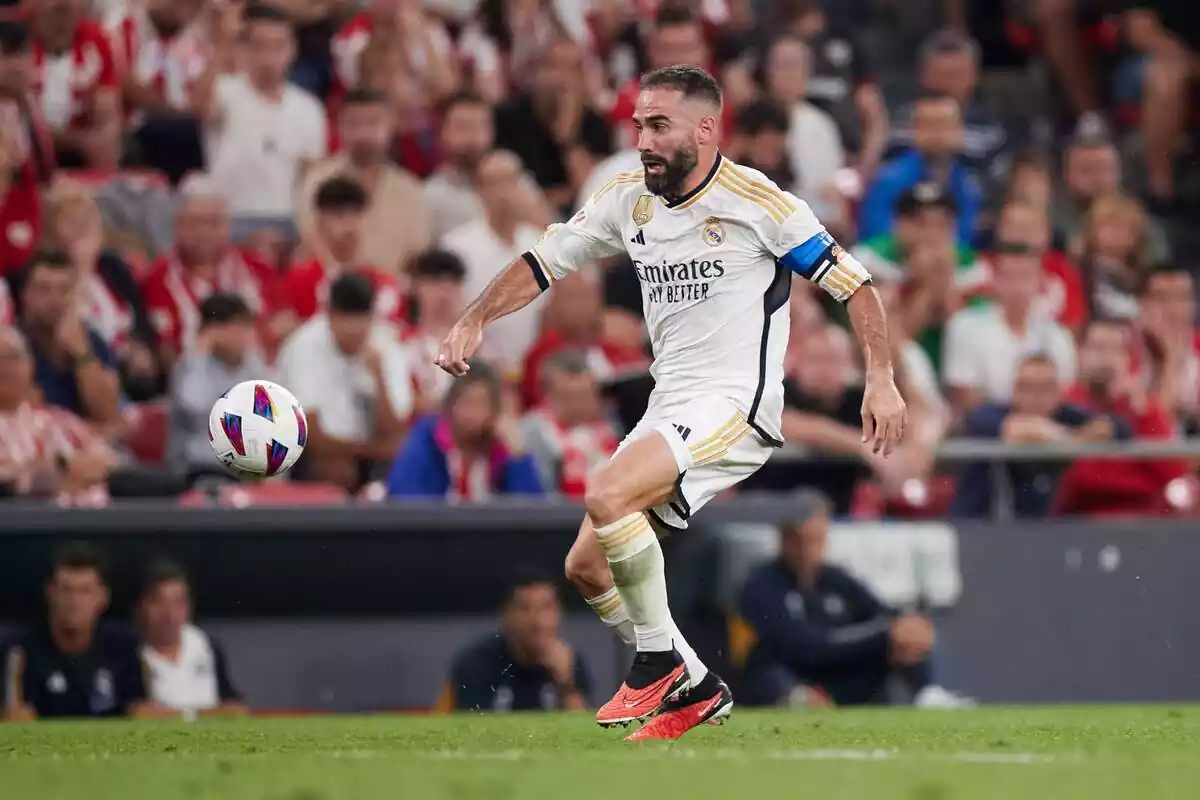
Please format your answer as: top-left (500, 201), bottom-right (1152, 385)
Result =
top-left (710, 158), bottom-right (805, 227)
top-left (586, 167), bottom-right (646, 207)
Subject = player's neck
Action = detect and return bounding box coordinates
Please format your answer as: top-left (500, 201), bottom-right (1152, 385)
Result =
top-left (666, 150), bottom-right (721, 203)
top-left (150, 639), bottom-right (183, 662)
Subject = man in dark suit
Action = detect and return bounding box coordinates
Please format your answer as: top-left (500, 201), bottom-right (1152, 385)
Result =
top-left (739, 491), bottom-right (969, 707)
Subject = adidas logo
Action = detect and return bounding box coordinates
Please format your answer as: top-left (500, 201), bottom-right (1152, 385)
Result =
top-left (630, 229), bottom-right (646, 245)
top-left (672, 423), bottom-right (691, 441)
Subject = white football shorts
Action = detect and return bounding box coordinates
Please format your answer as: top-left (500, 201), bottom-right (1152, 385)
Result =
top-left (613, 397), bottom-right (775, 531)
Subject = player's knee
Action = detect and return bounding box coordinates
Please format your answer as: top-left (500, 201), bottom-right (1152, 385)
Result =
top-left (584, 467), bottom-right (631, 525)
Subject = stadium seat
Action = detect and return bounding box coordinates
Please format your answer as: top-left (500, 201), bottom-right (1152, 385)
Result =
top-left (123, 402), bottom-right (169, 464)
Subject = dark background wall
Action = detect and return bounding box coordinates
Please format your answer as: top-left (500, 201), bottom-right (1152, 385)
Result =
top-left (2, 500), bottom-right (1197, 709)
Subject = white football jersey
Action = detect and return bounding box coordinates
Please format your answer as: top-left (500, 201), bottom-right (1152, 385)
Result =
top-left (524, 154), bottom-right (870, 444)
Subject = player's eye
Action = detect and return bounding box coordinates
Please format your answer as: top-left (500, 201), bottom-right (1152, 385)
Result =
top-left (652, 123), bottom-right (667, 132)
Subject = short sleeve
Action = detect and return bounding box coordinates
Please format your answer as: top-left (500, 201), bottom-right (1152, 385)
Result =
top-left (523, 188), bottom-right (626, 291)
top-left (764, 197), bottom-right (871, 303)
top-left (1050, 326), bottom-right (1077, 385)
top-left (301, 98), bottom-right (328, 160)
top-left (379, 337), bottom-right (415, 419)
top-left (941, 312), bottom-right (983, 390)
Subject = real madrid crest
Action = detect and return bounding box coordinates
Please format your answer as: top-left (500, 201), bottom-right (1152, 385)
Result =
top-left (703, 216), bottom-right (725, 247)
top-left (632, 195), bottom-right (655, 227)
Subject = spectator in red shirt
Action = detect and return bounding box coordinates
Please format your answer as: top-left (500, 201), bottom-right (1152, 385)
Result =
top-left (401, 248), bottom-right (466, 409)
top-left (521, 269), bottom-right (647, 409)
top-left (279, 175), bottom-right (404, 339)
top-left (42, 180), bottom-right (161, 399)
top-left (0, 324), bottom-right (114, 505)
top-left (519, 349), bottom-right (619, 499)
top-left (0, 20), bottom-right (55, 278)
top-left (1054, 317), bottom-right (1189, 516)
top-left (140, 174), bottom-right (279, 367)
top-left (28, 0), bottom-right (120, 165)
top-left (991, 199), bottom-right (1087, 333)
top-left (1135, 263), bottom-right (1200, 424)
top-left (105, 0), bottom-right (214, 183)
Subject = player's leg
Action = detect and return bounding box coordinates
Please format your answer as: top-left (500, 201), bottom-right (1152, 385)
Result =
top-left (585, 430), bottom-right (696, 726)
top-left (565, 518), bottom-right (634, 646)
top-left (566, 513), bottom-right (712, 680)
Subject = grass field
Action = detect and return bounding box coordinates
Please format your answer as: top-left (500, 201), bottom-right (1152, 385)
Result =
top-left (4, 707), bottom-right (1199, 799)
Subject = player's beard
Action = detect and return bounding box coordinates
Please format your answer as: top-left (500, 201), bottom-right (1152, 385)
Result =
top-left (642, 144), bottom-right (698, 198)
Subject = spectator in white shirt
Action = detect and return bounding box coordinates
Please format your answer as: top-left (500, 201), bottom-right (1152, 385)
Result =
top-left (943, 243), bottom-right (1077, 419)
top-left (442, 150), bottom-right (545, 376)
top-left (197, 4), bottom-right (327, 245)
top-left (424, 92), bottom-right (493, 243)
top-left (576, 149), bottom-right (643, 211)
top-left (761, 33), bottom-right (846, 225)
top-left (136, 559), bottom-right (247, 719)
top-left (278, 273), bottom-right (413, 490)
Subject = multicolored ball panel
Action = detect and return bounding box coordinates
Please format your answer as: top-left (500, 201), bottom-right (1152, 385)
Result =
top-left (221, 413), bottom-right (246, 455)
top-left (294, 406), bottom-right (307, 447)
top-left (253, 383), bottom-right (277, 422)
top-left (265, 440), bottom-right (290, 476)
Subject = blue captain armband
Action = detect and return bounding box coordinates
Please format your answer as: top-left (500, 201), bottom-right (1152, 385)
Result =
top-left (779, 231), bottom-right (837, 281)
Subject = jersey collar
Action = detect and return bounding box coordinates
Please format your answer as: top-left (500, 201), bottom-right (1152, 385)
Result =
top-left (661, 153), bottom-right (724, 209)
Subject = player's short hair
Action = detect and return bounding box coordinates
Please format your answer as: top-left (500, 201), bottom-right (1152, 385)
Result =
top-left (200, 292), bottom-right (253, 327)
top-left (410, 249), bottom-right (466, 283)
top-left (539, 348), bottom-right (591, 391)
top-left (442, 358), bottom-right (501, 413)
top-left (734, 100), bottom-right (789, 136)
top-left (243, 2), bottom-right (290, 28)
top-left (341, 87), bottom-right (387, 110)
top-left (139, 558), bottom-right (190, 600)
top-left (49, 542), bottom-right (108, 584)
top-left (640, 65), bottom-right (722, 108)
top-left (314, 176), bottom-right (369, 214)
top-left (328, 272), bottom-right (376, 315)
top-left (0, 20), bottom-right (30, 55)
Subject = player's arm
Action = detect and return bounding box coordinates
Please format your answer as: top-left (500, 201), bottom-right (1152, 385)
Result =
top-left (436, 191), bottom-right (625, 376)
top-left (767, 201), bottom-right (906, 454)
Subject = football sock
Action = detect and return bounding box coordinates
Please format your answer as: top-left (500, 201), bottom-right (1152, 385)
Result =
top-left (593, 512), bottom-right (675, 654)
top-left (585, 587), bottom-right (635, 646)
top-left (668, 620), bottom-right (709, 684)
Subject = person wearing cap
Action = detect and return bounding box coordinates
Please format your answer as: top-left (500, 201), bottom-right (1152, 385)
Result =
top-left (736, 490), bottom-right (970, 708)
top-left (858, 92), bottom-right (982, 246)
top-left (167, 292), bottom-right (271, 479)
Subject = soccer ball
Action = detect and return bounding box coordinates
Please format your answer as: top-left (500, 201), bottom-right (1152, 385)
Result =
top-left (208, 380), bottom-right (307, 478)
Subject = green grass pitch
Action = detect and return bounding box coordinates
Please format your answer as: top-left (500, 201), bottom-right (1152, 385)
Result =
top-left (4, 707), bottom-right (1199, 799)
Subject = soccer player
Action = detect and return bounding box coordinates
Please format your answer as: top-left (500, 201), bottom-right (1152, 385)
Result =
top-left (434, 66), bottom-right (906, 741)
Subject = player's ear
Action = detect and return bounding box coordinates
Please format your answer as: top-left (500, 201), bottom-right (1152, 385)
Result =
top-left (696, 114), bottom-right (719, 146)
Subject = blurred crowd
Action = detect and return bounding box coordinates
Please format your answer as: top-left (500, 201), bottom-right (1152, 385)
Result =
top-left (0, 0), bottom-right (1198, 519)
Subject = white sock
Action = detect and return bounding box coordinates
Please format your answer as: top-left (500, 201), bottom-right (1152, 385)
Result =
top-left (585, 586), bottom-right (635, 646)
top-left (593, 512), bottom-right (676, 654)
top-left (669, 620), bottom-right (708, 684)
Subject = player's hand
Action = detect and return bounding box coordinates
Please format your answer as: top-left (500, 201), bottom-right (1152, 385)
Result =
top-left (861, 373), bottom-right (906, 456)
top-left (433, 319), bottom-right (483, 377)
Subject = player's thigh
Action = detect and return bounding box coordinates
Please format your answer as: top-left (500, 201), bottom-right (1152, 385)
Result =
top-left (586, 429), bottom-right (681, 520)
top-left (647, 412), bottom-right (774, 530)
